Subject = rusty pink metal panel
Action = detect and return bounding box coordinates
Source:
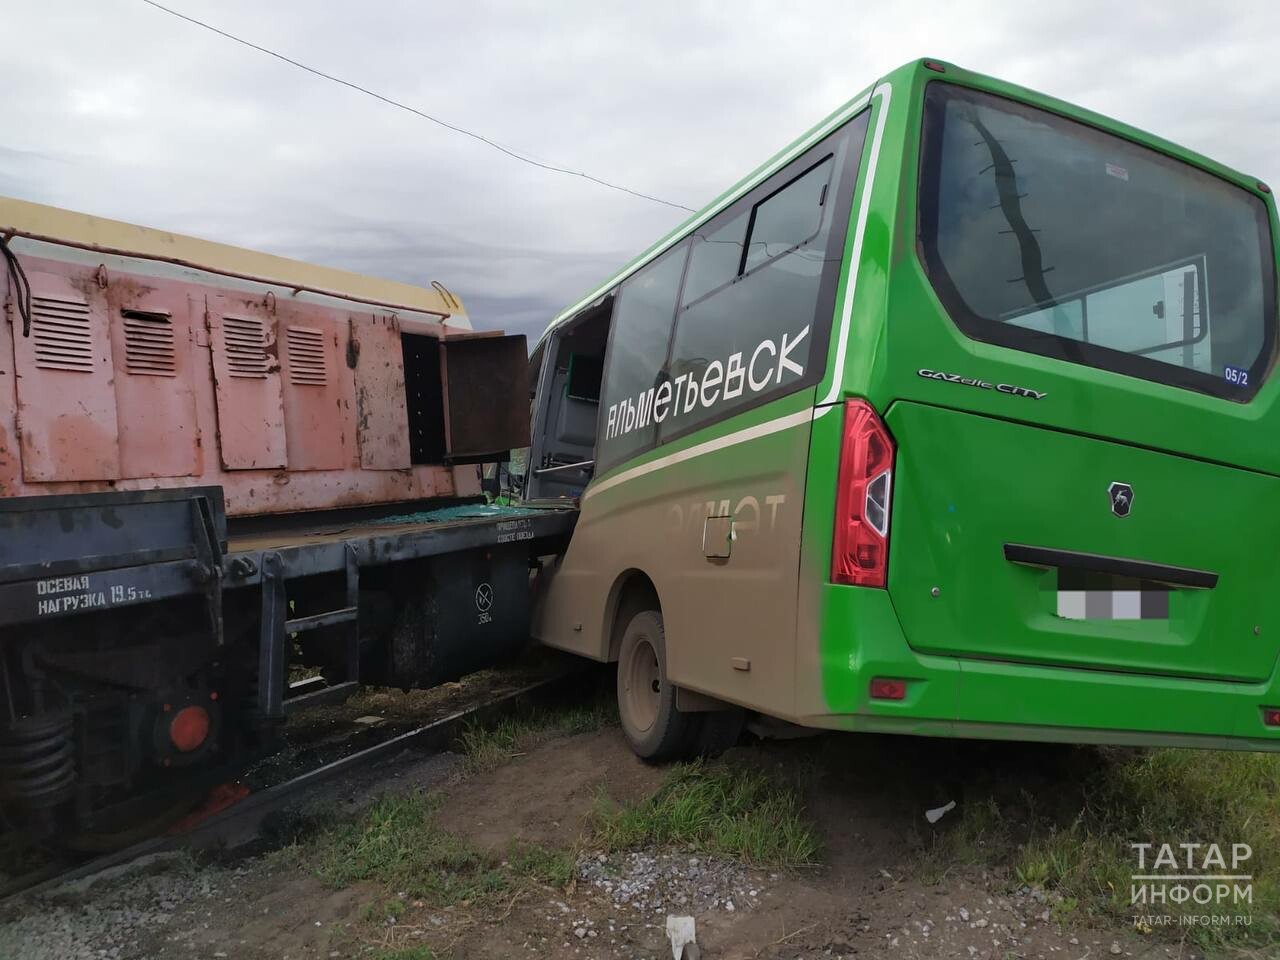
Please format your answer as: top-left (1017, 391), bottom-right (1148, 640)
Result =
top-left (1, 248), bottom-right (487, 516)
top-left (107, 278), bottom-right (200, 478)
top-left (278, 303), bottom-right (357, 471)
top-left (207, 296), bottom-right (287, 471)
top-left (217, 462), bottom-right (456, 513)
top-left (0, 270), bottom-right (19, 498)
top-left (352, 313), bottom-right (412, 470)
top-left (13, 267), bottom-right (122, 482)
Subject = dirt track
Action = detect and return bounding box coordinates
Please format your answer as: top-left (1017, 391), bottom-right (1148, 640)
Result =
top-left (6, 721), bottom-right (1219, 960)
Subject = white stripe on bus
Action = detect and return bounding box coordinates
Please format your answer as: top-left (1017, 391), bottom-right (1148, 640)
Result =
top-left (818, 81), bottom-right (893, 407)
top-left (584, 409), bottom-right (815, 501)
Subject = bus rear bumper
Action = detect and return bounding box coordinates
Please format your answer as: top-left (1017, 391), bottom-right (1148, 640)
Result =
top-left (803, 584), bottom-right (1280, 751)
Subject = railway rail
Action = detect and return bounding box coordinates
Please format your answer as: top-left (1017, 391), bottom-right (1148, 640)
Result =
top-left (0, 666), bottom-right (583, 906)
top-left (0, 484), bottom-right (577, 843)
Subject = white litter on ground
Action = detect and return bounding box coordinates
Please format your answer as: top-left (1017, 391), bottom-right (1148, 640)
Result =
top-left (666, 915), bottom-right (696, 960)
top-left (925, 800), bottom-right (957, 824)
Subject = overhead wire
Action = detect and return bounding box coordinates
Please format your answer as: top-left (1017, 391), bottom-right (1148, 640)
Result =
top-left (138, 0), bottom-right (697, 213)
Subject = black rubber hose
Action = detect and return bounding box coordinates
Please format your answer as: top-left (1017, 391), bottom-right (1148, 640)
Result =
top-left (0, 235), bottom-right (32, 337)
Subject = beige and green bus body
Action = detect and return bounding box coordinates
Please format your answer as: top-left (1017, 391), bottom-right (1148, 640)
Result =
top-left (526, 59), bottom-right (1280, 754)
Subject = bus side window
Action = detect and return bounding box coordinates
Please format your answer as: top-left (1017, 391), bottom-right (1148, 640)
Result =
top-left (743, 156), bottom-right (834, 272)
top-left (661, 111), bottom-right (870, 442)
top-left (527, 296), bottom-right (614, 499)
top-left (596, 242), bottom-right (690, 472)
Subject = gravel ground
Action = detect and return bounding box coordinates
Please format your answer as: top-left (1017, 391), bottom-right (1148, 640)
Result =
top-left (576, 849), bottom-right (768, 917)
top-left (520, 851), bottom-right (772, 956)
top-left (0, 856), bottom-right (228, 960)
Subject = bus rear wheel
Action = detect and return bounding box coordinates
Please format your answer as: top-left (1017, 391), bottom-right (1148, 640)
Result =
top-left (617, 609), bottom-right (691, 761)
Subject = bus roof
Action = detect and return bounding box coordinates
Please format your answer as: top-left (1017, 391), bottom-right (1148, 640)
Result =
top-left (0, 194), bottom-right (466, 324)
top-left (532, 70), bottom-right (881, 351)
top-left (533, 57), bottom-right (1272, 351)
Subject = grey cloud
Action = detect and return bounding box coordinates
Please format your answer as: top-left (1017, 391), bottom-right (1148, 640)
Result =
top-left (1, 0), bottom-right (1275, 339)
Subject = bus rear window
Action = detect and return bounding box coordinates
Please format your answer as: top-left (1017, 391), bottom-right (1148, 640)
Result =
top-left (918, 84), bottom-right (1276, 401)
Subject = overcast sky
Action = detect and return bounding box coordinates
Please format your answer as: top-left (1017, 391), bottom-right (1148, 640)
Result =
top-left (2, 1), bottom-right (1276, 341)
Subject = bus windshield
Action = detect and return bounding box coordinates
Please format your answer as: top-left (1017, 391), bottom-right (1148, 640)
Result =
top-left (919, 83), bottom-right (1276, 401)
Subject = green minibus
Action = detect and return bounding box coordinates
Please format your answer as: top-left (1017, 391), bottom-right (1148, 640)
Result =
top-left (523, 58), bottom-right (1280, 759)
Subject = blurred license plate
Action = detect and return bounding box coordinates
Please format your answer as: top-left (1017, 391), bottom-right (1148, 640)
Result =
top-left (1055, 570), bottom-right (1169, 621)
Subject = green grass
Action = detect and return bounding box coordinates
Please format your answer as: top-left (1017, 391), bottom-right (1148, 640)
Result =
top-left (277, 688), bottom-right (617, 954)
top-left (457, 696), bottom-right (616, 774)
top-left (306, 791), bottom-right (510, 908)
top-left (362, 948), bottom-right (436, 960)
top-left (287, 791), bottom-right (582, 957)
top-left (507, 843), bottom-right (576, 887)
top-left (592, 759), bottom-right (819, 868)
top-left (295, 793), bottom-right (581, 903)
top-left (363, 897), bottom-right (408, 924)
top-left (930, 747), bottom-right (1280, 953)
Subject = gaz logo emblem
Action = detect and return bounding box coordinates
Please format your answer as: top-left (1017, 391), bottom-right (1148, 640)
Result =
top-left (1108, 482), bottom-right (1134, 518)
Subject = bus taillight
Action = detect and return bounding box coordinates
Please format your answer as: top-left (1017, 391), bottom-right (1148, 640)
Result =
top-left (831, 399), bottom-right (895, 588)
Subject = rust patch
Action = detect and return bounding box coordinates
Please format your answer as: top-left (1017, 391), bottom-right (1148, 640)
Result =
top-left (0, 421), bottom-right (11, 496)
top-left (41, 412), bottom-right (119, 481)
top-left (68, 273), bottom-right (101, 299)
top-left (103, 275), bottom-right (157, 302)
top-left (262, 324), bottom-right (281, 373)
top-left (355, 385), bottom-right (372, 433)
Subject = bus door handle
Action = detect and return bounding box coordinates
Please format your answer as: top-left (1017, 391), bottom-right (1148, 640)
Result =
top-left (703, 515), bottom-right (733, 561)
top-left (1003, 543), bottom-right (1217, 589)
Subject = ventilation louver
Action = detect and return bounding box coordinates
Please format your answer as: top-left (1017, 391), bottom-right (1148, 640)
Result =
top-left (223, 316), bottom-right (272, 379)
top-left (30, 293), bottom-right (94, 372)
top-left (285, 326), bottom-right (327, 386)
top-left (122, 309), bottom-right (176, 377)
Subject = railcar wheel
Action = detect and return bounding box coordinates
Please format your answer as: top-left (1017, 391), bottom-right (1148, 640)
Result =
top-left (616, 610), bottom-right (691, 761)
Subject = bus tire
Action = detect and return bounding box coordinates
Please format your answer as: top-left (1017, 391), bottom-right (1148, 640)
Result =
top-left (616, 609), bottom-right (691, 761)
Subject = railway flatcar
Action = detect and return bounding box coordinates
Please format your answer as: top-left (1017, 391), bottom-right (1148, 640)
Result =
top-left (0, 199), bottom-right (574, 841)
